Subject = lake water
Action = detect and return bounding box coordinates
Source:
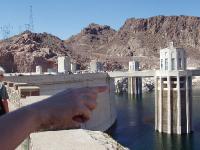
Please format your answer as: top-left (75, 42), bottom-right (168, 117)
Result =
top-left (110, 87), bottom-right (200, 150)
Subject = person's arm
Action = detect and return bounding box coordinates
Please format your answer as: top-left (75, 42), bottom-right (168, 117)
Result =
top-left (2, 85), bottom-right (9, 113)
top-left (2, 100), bottom-right (9, 113)
top-left (0, 86), bottom-right (107, 150)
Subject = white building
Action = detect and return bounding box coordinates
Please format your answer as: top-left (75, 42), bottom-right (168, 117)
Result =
top-left (71, 62), bottom-right (77, 73)
top-left (36, 66), bottom-right (42, 74)
top-left (160, 42), bottom-right (186, 71)
top-left (155, 42), bottom-right (192, 134)
top-left (129, 61), bottom-right (139, 71)
top-left (90, 60), bottom-right (103, 72)
top-left (128, 60), bottom-right (142, 95)
top-left (58, 56), bottom-right (71, 73)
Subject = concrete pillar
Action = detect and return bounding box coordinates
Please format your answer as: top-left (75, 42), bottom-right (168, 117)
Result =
top-left (167, 76), bottom-right (172, 133)
top-left (136, 78), bottom-right (142, 95)
top-left (189, 77), bottom-right (192, 132)
top-left (177, 75), bottom-right (181, 134)
top-left (128, 77), bottom-right (135, 95)
top-left (156, 73), bottom-right (193, 134)
top-left (90, 60), bottom-right (97, 73)
top-left (158, 76), bottom-right (163, 132)
top-left (128, 60), bottom-right (142, 96)
top-left (186, 75), bottom-right (189, 133)
top-left (36, 66), bottom-right (42, 74)
top-left (58, 56), bottom-right (71, 73)
top-left (186, 75), bottom-right (192, 133)
top-left (155, 77), bottom-right (158, 130)
top-left (128, 77), bottom-right (142, 95)
top-left (71, 63), bottom-right (76, 73)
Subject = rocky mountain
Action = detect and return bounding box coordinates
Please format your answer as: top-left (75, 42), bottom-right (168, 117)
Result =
top-left (65, 23), bottom-right (116, 56)
top-left (0, 31), bottom-right (72, 72)
top-left (1, 15), bottom-right (200, 72)
top-left (66, 15), bottom-right (200, 69)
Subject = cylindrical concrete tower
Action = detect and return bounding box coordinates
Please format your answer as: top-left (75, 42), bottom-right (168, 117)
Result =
top-left (155, 42), bottom-right (192, 134)
top-left (128, 60), bottom-right (142, 95)
top-left (58, 56), bottom-right (71, 73)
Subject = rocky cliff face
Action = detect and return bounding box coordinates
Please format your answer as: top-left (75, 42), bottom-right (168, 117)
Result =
top-left (0, 24), bottom-right (117, 72)
top-left (66, 16), bottom-right (200, 69)
top-left (1, 15), bottom-right (200, 72)
top-left (65, 23), bottom-right (116, 56)
top-left (0, 31), bottom-right (71, 72)
top-left (104, 15), bottom-right (200, 68)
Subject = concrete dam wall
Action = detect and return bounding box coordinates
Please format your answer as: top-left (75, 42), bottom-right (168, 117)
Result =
top-left (5, 73), bottom-right (117, 131)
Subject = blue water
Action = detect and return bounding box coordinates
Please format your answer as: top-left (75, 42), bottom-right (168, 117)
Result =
top-left (110, 88), bottom-right (200, 150)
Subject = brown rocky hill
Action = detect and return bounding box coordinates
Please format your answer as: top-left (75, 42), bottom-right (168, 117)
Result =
top-left (66, 15), bottom-right (200, 69)
top-left (0, 29), bottom-right (118, 73)
top-left (0, 31), bottom-right (72, 72)
top-left (1, 15), bottom-right (200, 73)
top-left (65, 23), bottom-right (116, 56)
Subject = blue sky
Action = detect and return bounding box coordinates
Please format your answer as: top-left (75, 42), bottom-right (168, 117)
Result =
top-left (0, 0), bottom-right (200, 39)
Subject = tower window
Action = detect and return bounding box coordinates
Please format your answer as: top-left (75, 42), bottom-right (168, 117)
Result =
top-left (179, 58), bottom-right (182, 69)
top-left (161, 59), bottom-right (163, 69)
top-left (165, 58), bottom-right (168, 70)
top-left (171, 58), bottom-right (175, 70)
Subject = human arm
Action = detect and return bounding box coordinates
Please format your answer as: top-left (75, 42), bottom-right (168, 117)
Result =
top-left (0, 86), bottom-right (107, 150)
top-left (2, 85), bottom-right (9, 113)
top-left (2, 99), bottom-right (9, 113)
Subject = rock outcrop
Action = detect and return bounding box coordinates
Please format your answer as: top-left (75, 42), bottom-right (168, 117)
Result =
top-left (17, 129), bottom-right (128, 150)
top-left (0, 31), bottom-right (71, 72)
top-left (1, 16), bottom-right (200, 72)
top-left (65, 23), bottom-right (116, 55)
top-left (66, 15), bottom-right (200, 69)
top-left (101, 16), bottom-right (200, 68)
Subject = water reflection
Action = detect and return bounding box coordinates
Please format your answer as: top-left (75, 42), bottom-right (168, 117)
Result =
top-left (155, 133), bottom-right (193, 150)
top-left (110, 90), bottom-right (200, 150)
top-left (128, 94), bottom-right (144, 126)
top-left (110, 93), bottom-right (154, 149)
